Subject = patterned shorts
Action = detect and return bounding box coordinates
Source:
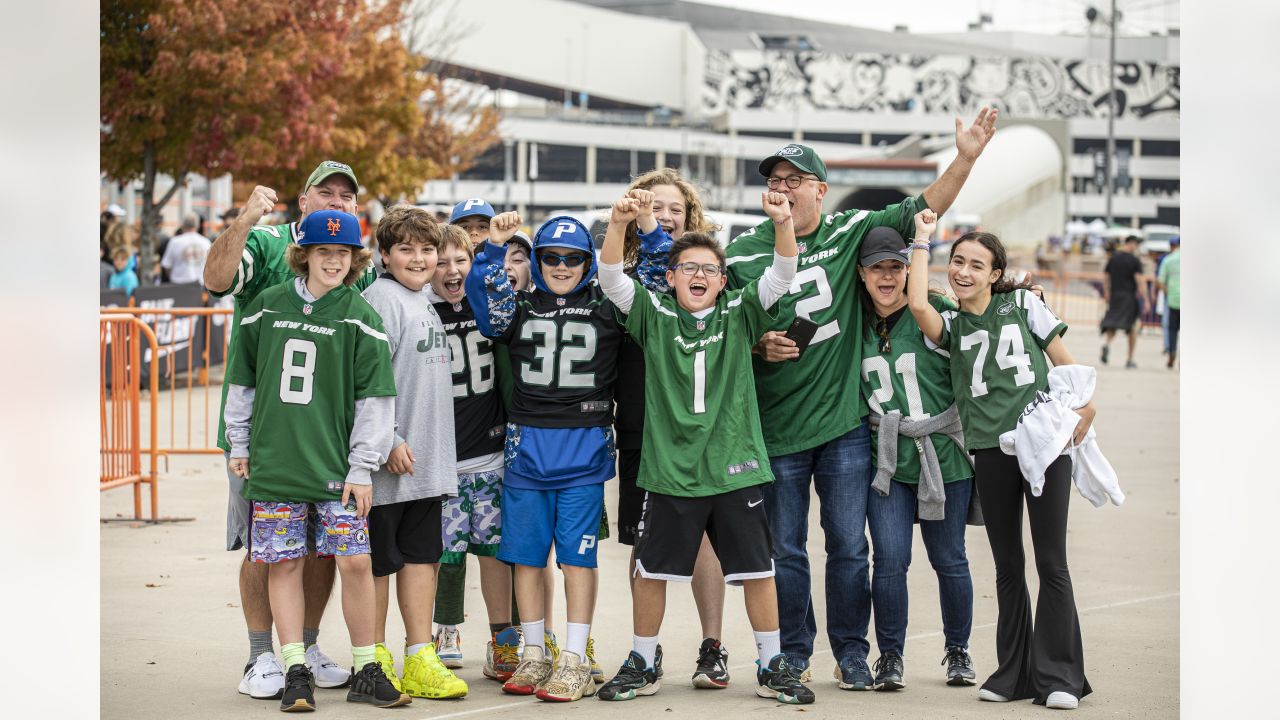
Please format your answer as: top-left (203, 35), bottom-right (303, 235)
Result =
top-left (250, 499), bottom-right (370, 564)
top-left (440, 469), bottom-right (503, 563)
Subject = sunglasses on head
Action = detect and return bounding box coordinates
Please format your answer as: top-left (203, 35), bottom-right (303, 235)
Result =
top-left (538, 252), bottom-right (589, 268)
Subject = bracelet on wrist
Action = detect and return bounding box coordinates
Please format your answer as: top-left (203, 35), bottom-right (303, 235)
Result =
top-left (909, 242), bottom-right (931, 251)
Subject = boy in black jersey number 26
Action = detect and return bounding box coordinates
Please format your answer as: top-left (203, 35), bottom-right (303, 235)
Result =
top-left (466, 211), bottom-right (671, 702)
top-left (596, 189), bottom-right (815, 705)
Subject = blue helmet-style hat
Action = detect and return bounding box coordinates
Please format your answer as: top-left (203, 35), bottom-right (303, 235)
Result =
top-left (450, 198), bottom-right (496, 224)
top-left (529, 216), bottom-right (596, 295)
top-left (297, 210), bottom-right (363, 247)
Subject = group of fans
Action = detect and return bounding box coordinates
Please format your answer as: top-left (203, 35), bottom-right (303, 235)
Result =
top-left (211, 106), bottom-right (1101, 714)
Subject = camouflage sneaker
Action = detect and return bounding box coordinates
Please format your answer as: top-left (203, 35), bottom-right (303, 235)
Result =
top-left (536, 651), bottom-right (597, 702)
top-left (502, 644), bottom-right (553, 695)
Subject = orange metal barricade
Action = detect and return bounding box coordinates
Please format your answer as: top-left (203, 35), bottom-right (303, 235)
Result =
top-left (100, 314), bottom-right (160, 520)
top-left (101, 306), bottom-right (235, 457)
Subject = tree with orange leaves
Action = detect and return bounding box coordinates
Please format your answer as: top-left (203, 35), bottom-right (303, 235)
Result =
top-left (101, 0), bottom-right (499, 282)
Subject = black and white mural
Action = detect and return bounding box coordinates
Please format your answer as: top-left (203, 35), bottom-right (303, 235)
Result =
top-left (703, 51), bottom-right (1179, 120)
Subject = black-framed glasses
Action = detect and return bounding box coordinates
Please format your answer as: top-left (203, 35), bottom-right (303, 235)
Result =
top-left (766, 175), bottom-right (820, 190)
top-left (671, 262), bottom-right (724, 278)
top-left (538, 252), bottom-right (589, 268)
top-left (876, 316), bottom-right (891, 354)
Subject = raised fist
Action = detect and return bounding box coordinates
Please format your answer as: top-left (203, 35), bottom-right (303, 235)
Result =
top-left (914, 209), bottom-right (937, 239)
top-left (762, 191), bottom-right (791, 223)
top-left (490, 211), bottom-right (523, 245)
top-left (628, 188), bottom-right (656, 218)
top-left (610, 196), bottom-right (641, 225)
top-left (241, 186), bottom-right (278, 227)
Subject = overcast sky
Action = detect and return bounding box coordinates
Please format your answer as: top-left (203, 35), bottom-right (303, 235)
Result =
top-left (694, 0), bottom-right (1179, 37)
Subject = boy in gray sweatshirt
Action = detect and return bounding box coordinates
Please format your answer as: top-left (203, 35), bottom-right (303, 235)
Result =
top-left (361, 205), bottom-right (468, 699)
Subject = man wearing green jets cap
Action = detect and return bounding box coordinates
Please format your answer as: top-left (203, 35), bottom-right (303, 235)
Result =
top-left (206, 160), bottom-right (378, 701)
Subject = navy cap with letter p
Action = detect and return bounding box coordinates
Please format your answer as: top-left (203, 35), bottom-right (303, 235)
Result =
top-left (450, 198), bottom-right (496, 224)
top-left (759, 143), bottom-right (828, 182)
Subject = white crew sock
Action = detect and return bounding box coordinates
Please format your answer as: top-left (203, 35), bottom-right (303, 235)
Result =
top-left (566, 622), bottom-right (590, 660)
top-left (754, 629), bottom-right (781, 665)
top-left (633, 634), bottom-right (659, 669)
top-left (521, 619), bottom-right (546, 654)
top-left (406, 642), bottom-right (427, 657)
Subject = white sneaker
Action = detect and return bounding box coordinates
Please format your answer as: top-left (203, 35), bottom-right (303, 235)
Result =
top-left (978, 688), bottom-right (1011, 702)
top-left (435, 626), bottom-right (464, 668)
top-left (1046, 691), bottom-right (1079, 709)
top-left (238, 652), bottom-right (285, 699)
top-left (306, 643), bottom-right (353, 688)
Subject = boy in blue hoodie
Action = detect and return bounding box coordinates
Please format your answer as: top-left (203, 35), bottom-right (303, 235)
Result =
top-left (466, 212), bottom-right (668, 702)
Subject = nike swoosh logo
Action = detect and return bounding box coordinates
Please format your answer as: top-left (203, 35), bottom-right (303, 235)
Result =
top-left (748, 499), bottom-right (763, 508)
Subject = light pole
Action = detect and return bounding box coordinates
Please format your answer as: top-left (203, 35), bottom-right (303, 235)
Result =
top-left (1088, 2), bottom-right (1119, 226)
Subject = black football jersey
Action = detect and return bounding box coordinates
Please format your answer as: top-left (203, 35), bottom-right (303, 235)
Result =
top-left (498, 284), bottom-right (622, 428)
top-left (433, 298), bottom-right (506, 461)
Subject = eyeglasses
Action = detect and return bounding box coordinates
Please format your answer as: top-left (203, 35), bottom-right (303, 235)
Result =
top-left (766, 175), bottom-right (820, 190)
top-left (538, 252), bottom-right (589, 268)
top-left (671, 262), bottom-right (724, 278)
top-left (876, 316), bottom-right (891, 354)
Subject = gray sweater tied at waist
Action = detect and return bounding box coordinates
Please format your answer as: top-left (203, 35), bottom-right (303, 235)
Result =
top-left (869, 404), bottom-right (982, 525)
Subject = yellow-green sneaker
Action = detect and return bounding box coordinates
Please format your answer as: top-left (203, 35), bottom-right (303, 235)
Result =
top-left (544, 631), bottom-right (561, 665)
top-left (374, 643), bottom-right (402, 693)
top-left (586, 635), bottom-right (604, 684)
top-left (402, 643), bottom-right (468, 699)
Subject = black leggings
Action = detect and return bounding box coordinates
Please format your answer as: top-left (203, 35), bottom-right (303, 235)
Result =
top-left (974, 449), bottom-right (1092, 704)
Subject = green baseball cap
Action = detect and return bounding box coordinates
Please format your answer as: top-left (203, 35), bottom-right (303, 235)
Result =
top-left (759, 143), bottom-right (828, 182)
top-left (303, 160), bottom-right (359, 194)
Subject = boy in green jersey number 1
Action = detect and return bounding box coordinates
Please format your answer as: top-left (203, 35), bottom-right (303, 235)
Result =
top-left (223, 210), bottom-right (410, 713)
top-left (595, 189), bottom-right (814, 705)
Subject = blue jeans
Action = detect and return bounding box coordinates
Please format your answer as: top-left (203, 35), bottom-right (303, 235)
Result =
top-left (764, 424), bottom-right (873, 667)
top-left (867, 477), bottom-right (974, 657)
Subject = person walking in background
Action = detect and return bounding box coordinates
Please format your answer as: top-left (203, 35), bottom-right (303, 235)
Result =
top-left (1156, 236), bottom-right (1180, 369)
top-left (1099, 235), bottom-right (1144, 369)
top-left (161, 212), bottom-right (212, 285)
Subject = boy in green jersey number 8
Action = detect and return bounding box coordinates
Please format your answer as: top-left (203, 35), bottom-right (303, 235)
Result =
top-left (224, 210), bottom-right (410, 712)
top-left (595, 189), bottom-right (814, 705)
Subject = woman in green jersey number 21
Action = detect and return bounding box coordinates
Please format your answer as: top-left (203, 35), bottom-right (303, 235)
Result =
top-left (907, 209), bottom-right (1096, 711)
top-left (856, 224), bottom-right (978, 693)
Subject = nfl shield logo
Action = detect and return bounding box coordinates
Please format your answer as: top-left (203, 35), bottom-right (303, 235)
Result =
top-left (797, 242), bottom-right (807, 254)
top-left (452, 302), bottom-right (462, 312)
top-left (303, 304), bottom-right (313, 315)
top-left (556, 297), bottom-right (566, 306)
top-left (696, 320), bottom-right (705, 331)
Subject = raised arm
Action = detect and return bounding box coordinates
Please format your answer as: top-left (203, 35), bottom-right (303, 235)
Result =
top-left (921, 107), bottom-right (997, 216)
top-left (907, 209), bottom-right (946, 344)
top-left (600, 195), bottom-right (643, 313)
top-left (757, 191), bottom-right (798, 309)
top-left (464, 211), bottom-right (523, 338)
top-left (204, 185), bottom-right (277, 293)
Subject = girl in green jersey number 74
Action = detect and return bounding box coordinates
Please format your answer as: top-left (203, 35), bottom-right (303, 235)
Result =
top-left (906, 209), bottom-right (1096, 711)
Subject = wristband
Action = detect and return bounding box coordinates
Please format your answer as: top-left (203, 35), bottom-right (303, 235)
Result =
top-left (909, 242), bottom-right (931, 251)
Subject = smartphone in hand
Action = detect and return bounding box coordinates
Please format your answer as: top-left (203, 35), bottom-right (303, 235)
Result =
top-left (783, 317), bottom-right (820, 361)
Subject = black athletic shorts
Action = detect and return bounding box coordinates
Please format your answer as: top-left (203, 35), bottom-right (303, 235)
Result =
top-left (633, 484), bottom-right (774, 586)
top-left (616, 448), bottom-right (645, 545)
top-left (368, 496), bottom-right (445, 577)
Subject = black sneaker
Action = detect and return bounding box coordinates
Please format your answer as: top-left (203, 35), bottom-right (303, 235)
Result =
top-left (1100, 345), bottom-right (1109, 364)
top-left (280, 664), bottom-right (316, 713)
top-left (834, 656), bottom-right (873, 690)
top-left (756, 654), bottom-right (814, 705)
top-left (872, 652), bottom-right (904, 691)
top-left (692, 638), bottom-right (730, 689)
top-left (346, 661), bottom-right (411, 708)
top-left (598, 651), bottom-right (660, 701)
top-left (942, 646), bottom-right (976, 686)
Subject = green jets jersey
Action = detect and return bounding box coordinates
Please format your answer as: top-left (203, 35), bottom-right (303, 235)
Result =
top-left (227, 282), bottom-right (396, 502)
top-left (860, 296), bottom-right (970, 484)
top-left (620, 277), bottom-right (776, 497)
top-left (725, 196), bottom-right (928, 456)
top-left (211, 222), bottom-right (376, 451)
top-left (937, 289), bottom-right (1067, 452)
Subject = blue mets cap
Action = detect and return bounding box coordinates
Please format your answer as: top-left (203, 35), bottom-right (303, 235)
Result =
top-left (297, 210), bottom-right (363, 248)
top-left (450, 198), bottom-right (496, 224)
